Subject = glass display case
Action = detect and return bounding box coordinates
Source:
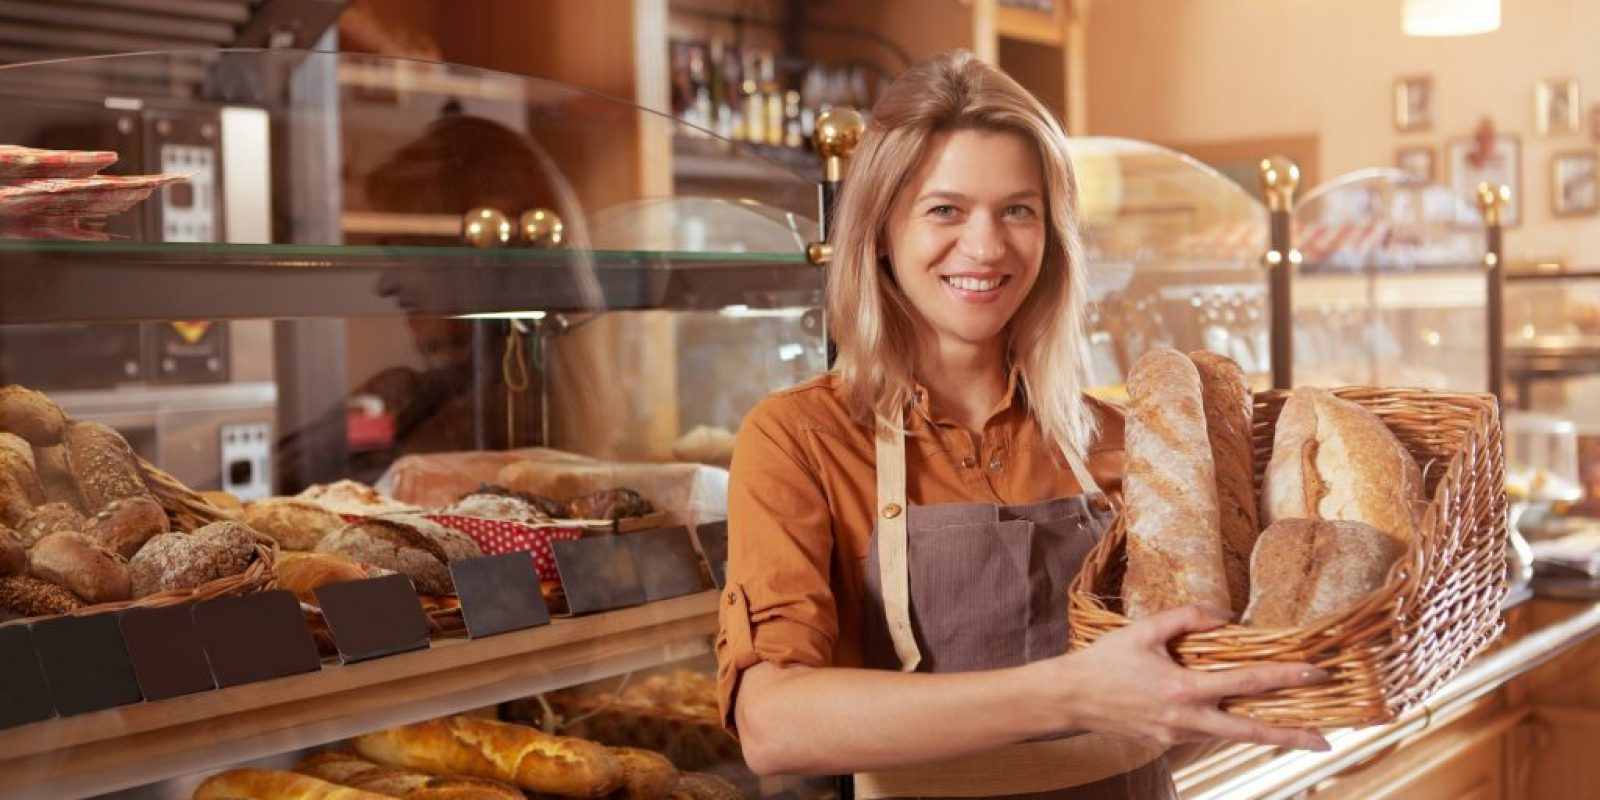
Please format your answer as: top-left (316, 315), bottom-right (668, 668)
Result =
top-left (1290, 167), bottom-right (1488, 391)
top-left (1067, 137), bottom-right (1271, 394)
top-left (0, 49), bottom-right (831, 800)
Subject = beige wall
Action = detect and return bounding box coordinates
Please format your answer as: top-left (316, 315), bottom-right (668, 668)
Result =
top-left (1086, 0), bottom-right (1600, 263)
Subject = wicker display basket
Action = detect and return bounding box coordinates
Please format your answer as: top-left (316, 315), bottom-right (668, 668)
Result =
top-left (1067, 387), bottom-right (1509, 729)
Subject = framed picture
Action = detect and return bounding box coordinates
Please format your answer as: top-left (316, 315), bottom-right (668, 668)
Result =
top-left (1537, 78), bottom-right (1582, 136)
top-left (1448, 134), bottom-right (1521, 227)
top-left (1394, 75), bottom-right (1433, 132)
top-left (1552, 150), bottom-right (1599, 216)
top-left (1396, 145), bottom-right (1436, 182)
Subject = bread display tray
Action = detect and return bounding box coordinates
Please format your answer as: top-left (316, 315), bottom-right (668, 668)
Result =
top-left (1068, 386), bottom-right (1508, 728)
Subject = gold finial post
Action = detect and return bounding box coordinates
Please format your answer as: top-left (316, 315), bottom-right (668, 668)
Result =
top-left (1258, 156), bottom-right (1301, 214)
top-left (1479, 182), bottom-right (1509, 402)
top-left (462, 207), bottom-right (514, 248)
top-left (1477, 182), bottom-right (1510, 228)
top-left (519, 208), bottom-right (565, 248)
top-left (814, 108), bottom-right (866, 184)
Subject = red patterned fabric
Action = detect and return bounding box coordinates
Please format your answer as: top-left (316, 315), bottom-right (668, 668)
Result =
top-left (0, 173), bottom-right (186, 217)
top-left (426, 514), bottom-right (582, 581)
top-left (0, 145), bottom-right (118, 182)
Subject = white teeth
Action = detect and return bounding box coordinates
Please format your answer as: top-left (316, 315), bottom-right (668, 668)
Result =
top-left (944, 275), bottom-right (1003, 292)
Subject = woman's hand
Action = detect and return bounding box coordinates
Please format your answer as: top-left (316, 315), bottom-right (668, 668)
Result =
top-left (1029, 605), bottom-right (1332, 752)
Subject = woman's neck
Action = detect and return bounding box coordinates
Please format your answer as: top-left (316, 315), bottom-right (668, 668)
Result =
top-left (916, 337), bottom-right (1009, 436)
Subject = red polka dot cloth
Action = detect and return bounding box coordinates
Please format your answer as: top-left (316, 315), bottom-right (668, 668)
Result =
top-left (426, 514), bottom-right (582, 582)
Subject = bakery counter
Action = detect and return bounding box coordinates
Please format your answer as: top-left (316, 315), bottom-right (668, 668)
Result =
top-left (1, 591), bottom-right (719, 800)
top-left (1175, 598), bottom-right (1600, 800)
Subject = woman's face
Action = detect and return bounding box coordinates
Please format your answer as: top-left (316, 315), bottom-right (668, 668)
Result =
top-left (884, 128), bottom-right (1046, 355)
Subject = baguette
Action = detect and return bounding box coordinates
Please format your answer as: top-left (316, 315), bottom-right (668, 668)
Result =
top-left (1242, 518), bottom-right (1405, 627)
top-left (1189, 351), bottom-right (1258, 615)
top-left (193, 768), bottom-right (391, 799)
top-left (351, 716), bottom-right (624, 797)
top-left (63, 422), bottom-right (150, 514)
top-left (0, 385), bottom-right (66, 446)
top-left (1120, 350), bottom-right (1230, 617)
top-left (295, 749), bottom-right (524, 800)
top-left (0, 432), bottom-right (44, 527)
top-left (1261, 387), bottom-right (1424, 546)
top-left (29, 531), bottom-right (132, 603)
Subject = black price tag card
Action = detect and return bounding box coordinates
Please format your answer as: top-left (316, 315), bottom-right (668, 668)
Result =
top-left (693, 520), bottom-right (730, 590)
top-left (31, 613), bottom-right (143, 717)
top-left (314, 574), bottom-right (430, 664)
top-left (451, 553), bottom-right (550, 639)
top-left (552, 536), bottom-right (646, 616)
top-left (0, 624), bottom-right (55, 730)
top-left (194, 591), bottom-right (321, 688)
top-left (120, 604), bottom-right (216, 701)
top-left (628, 526), bottom-right (707, 602)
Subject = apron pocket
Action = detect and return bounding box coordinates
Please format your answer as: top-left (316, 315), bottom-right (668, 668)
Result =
top-left (907, 519), bottom-right (1035, 673)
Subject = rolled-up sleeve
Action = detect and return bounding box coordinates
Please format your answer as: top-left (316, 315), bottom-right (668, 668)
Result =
top-left (716, 394), bottom-right (838, 734)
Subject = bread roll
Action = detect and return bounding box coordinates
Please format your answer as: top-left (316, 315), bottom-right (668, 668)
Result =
top-left (0, 524), bottom-right (25, 575)
top-left (350, 716), bottom-right (624, 797)
top-left (193, 768), bottom-right (390, 799)
top-left (668, 773), bottom-right (743, 800)
top-left (1189, 351), bottom-right (1258, 615)
top-left (63, 422), bottom-right (149, 513)
top-left (612, 747), bottom-right (678, 800)
top-left (0, 573), bottom-right (84, 618)
top-left (29, 531), bottom-right (131, 603)
top-left (32, 444), bottom-right (82, 510)
top-left (246, 498), bottom-right (347, 551)
top-left (130, 520), bottom-right (257, 597)
top-left (1261, 387), bottom-right (1424, 546)
top-left (1242, 519), bottom-right (1406, 627)
top-left (316, 515), bottom-right (481, 596)
top-left (16, 501), bottom-right (88, 547)
top-left (0, 385), bottom-right (66, 446)
top-left (275, 551), bottom-right (375, 604)
top-left (0, 432), bottom-right (44, 527)
top-left (1120, 350), bottom-right (1230, 617)
top-left (91, 496), bottom-right (169, 559)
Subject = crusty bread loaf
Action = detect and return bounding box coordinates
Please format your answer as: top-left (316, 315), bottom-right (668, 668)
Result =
top-left (1189, 351), bottom-right (1258, 615)
top-left (294, 749), bottom-right (524, 800)
top-left (193, 768), bottom-right (391, 799)
top-left (91, 496), bottom-right (169, 559)
top-left (0, 386), bottom-right (66, 446)
top-left (16, 501), bottom-right (87, 547)
top-left (612, 747), bottom-right (678, 800)
top-left (246, 498), bottom-right (347, 551)
top-left (316, 515), bottom-right (481, 596)
top-left (0, 573), bottom-right (84, 618)
top-left (199, 490), bottom-right (245, 520)
top-left (275, 551), bottom-right (376, 605)
top-left (32, 445), bottom-right (81, 510)
top-left (63, 422), bottom-right (150, 513)
top-left (0, 432), bottom-right (44, 527)
top-left (29, 531), bottom-right (131, 603)
top-left (350, 716), bottom-right (624, 797)
top-left (668, 773), bottom-right (744, 800)
top-left (0, 524), bottom-right (24, 576)
top-left (1261, 387), bottom-right (1425, 547)
top-left (1120, 350), bottom-right (1230, 617)
top-left (130, 520), bottom-right (257, 597)
top-left (1242, 518), bottom-right (1406, 627)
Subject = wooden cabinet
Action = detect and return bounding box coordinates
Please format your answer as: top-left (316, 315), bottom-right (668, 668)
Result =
top-left (1307, 700), bottom-right (1522, 800)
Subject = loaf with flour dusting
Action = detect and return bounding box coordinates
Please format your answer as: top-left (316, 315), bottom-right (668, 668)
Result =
top-left (351, 716), bottom-right (624, 797)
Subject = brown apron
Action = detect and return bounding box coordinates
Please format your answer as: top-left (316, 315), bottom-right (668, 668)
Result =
top-left (857, 419), bottom-right (1174, 800)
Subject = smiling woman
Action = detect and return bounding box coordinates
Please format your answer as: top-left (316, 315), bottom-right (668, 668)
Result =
top-left (716, 50), bottom-right (1331, 800)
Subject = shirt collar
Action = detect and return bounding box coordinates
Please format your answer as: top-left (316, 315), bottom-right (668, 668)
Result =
top-left (910, 364), bottom-right (1026, 429)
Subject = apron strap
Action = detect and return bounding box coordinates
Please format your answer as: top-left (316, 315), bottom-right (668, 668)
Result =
top-left (1061, 441), bottom-right (1105, 498)
top-left (874, 418), bottom-right (922, 672)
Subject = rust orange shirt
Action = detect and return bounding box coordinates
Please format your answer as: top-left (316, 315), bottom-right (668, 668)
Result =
top-left (715, 371), bottom-right (1126, 731)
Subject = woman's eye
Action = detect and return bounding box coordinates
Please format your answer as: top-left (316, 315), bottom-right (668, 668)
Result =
top-left (1005, 205), bottom-right (1038, 219)
top-left (928, 205), bottom-right (959, 218)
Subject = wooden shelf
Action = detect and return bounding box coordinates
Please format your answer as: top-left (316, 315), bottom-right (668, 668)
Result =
top-left (996, 4), bottom-right (1063, 47)
top-left (1, 592), bottom-right (721, 800)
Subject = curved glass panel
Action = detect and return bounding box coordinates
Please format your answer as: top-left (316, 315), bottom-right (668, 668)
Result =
top-left (1291, 168), bottom-right (1488, 390)
top-left (1069, 137), bottom-right (1270, 392)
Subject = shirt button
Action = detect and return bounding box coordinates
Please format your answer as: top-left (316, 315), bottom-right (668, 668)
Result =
top-left (725, 591), bottom-right (738, 605)
top-left (960, 457), bottom-right (977, 469)
top-left (988, 457), bottom-right (1004, 471)
top-left (882, 503), bottom-right (903, 519)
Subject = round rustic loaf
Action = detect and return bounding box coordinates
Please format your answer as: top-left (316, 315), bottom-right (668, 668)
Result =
top-left (92, 496), bottom-right (170, 559)
top-left (315, 514), bottom-right (481, 596)
top-left (0, 432), bottom-right (44, 527)
top-left (0, 573), bottom-right (83, 618)
top-left (244, 498), bottom-right (347, 551)
top-left (17, 501), bottom-right (88, 547)
top-left (0, 385), bottom-right (66, 446)
top-left (29, 530), bottom-right (132, 604)
top-left (129, 520), bottom-right (257, 598)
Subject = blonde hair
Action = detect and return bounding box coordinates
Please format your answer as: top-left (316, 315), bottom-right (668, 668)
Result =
top-left (827, 50), bottom-right (1098, 457)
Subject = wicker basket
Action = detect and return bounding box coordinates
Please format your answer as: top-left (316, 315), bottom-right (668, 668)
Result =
top-left (1067, 387), bottom-right (1509, 729)
top-left (139, 456), bottom-right (232, 531)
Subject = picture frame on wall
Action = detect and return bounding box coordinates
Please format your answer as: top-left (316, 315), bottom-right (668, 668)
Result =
top-left (1396, 145), bottom-right (1436, 182)
top-left (1448, 134), bottom-right (1521, 226)
top-left (1552, 150), bottom-right (1599, 217)
top-left (1394, 75), bottom-right (1433, 132)
top-left (1537, 78), bottom-right (1582, 136)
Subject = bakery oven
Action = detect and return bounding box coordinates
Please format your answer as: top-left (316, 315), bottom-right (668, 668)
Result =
top-left (0, 93), bottom-right (278, 498)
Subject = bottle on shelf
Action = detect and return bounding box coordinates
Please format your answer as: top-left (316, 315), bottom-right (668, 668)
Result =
top-left (761, 52), bottom-right (785, 148)
top-left (740, 48), bottom-right (765, 146)
top-left (783, 90), bottom-right (803, 149)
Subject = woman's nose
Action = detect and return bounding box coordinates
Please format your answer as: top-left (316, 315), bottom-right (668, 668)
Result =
top-left (957, 213), bottom-right (1007, 263)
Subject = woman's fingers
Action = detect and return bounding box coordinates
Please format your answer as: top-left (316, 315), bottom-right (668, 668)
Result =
top-left (1126, 604), bottom-right (1233, 648)
top-left (1192, 708), bottom-right (1331, 752)
top-left (1191, 662), bottom-right (1331, 700)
